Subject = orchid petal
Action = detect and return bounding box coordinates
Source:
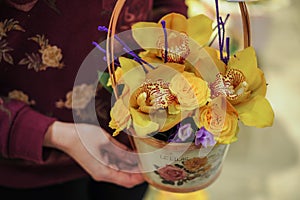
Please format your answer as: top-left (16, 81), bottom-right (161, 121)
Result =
top-left (158, 112), bottom-right (184, 132)
top-left (146, 64), bottom-right (183, 83)
top-left (236, 95), bottom-right (274, 128)
top-left (119, 57), bottom-right (145, 91)
top-left (227, 47), bottom-right (260, 90)
top-left (251, 68), bottom-right (267, 97)
top-left (159, 13), bottom-right (188, 33)
top-left (187, 14), bottom-right (213, 46)
top-left (132, 22), bottom-right (161, 49)
top-left (130, 107), bottom-right (159, 137)
top-left (203, 47), bottom-right (226, 74)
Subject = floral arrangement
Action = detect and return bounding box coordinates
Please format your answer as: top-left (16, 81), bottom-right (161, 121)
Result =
top-left (93, 0), bottom-right (275, 190)
top-left (103, 1), bottom-right (274, 149)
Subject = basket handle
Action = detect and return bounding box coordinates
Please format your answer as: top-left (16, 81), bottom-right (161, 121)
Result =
top-left (239, 2), bottom-right (251, 48)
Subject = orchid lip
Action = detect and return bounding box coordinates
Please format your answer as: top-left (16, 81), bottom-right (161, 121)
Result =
top-left (210, 69), bottom-right (249, 103)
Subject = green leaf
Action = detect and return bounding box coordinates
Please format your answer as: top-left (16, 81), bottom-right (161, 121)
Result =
top-left (97, 71), bottom-right (113, 93)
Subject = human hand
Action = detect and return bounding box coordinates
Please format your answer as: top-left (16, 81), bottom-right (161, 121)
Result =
top-left (44, 121), bottom-right (145, 188)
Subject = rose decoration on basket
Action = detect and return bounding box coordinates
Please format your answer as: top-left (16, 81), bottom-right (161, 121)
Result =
top-left (96, 0), bottom-right (274, 193)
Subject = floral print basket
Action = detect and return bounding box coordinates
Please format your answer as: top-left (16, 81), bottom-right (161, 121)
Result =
top-left (104, 0), bottom-right (274, 193)
top-left (133, 136), bottom-right (229, 192)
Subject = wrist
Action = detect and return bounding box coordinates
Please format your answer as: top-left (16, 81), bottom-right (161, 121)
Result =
top-left (44, 121), bottom-right (78, 152)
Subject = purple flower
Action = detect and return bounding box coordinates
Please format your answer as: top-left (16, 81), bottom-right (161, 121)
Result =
top-left (195, 127), bottom-right (216, 148)
top-left (178, 124), bottom-right (193, 141)
top-left (168, 123), bottom-right (193, 143)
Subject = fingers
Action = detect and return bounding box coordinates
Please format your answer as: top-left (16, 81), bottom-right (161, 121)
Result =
top-left (99, 142), bottom-right (141, 172)
top-left (70, 124), bottom-right (145, 188)
top-left (105, 169), bottom-right (146, 188)
top-left (90, 163), bottom-right (145, 188)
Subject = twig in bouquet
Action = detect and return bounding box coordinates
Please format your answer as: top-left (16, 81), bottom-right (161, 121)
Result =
top-left (225, 37), bottom-right (230, 63)
top-left (92, 41), bottom-right (120, 66)
top-left (213, 14), bottom-right (230, 32)
top-left (92, 41), bottom-right (106, 54)
top-left (215, 0), bottom-right (231, 64)
top-left (208, 14), bottom-right (230, 47)
top-left (98, 26), bottom-right (155, 73)
top-left (215, 0), bottom-right (223, 61)
top-left (160, 20), bottom-right (168, 63)
top-left (219, 17), bottom-right (225, 56)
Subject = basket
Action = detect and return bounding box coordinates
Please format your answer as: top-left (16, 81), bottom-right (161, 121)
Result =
top-left (105, 0), bottom-right (251, 193)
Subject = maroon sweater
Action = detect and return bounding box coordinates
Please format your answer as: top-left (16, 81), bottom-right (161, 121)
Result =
top-left (0, 0), bottom-right (187, 188)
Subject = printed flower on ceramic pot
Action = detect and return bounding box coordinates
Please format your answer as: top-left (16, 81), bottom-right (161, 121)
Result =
top-left (194, 96), bottom-right (239, 144)
top-left (156, 165), bottom-right (187, 182)
top-left (209, 47), bottom-right (274, 128)
top-left (132, 13), bottom-right (213, 64)
top-left (183, 157), bottom-right (208, 173)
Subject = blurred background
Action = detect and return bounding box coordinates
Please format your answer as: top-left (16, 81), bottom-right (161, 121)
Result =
top-left (144, 0), bottom-right (300, 199)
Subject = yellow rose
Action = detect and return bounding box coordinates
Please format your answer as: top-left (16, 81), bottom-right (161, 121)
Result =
top-left (41, 45), bottom-right (63, 67)
top-left (169, 71), bottom-right (210, 111)
top-left (109, 99), bottom-right (132, 136)
top-left (195, 98), bottom-right (239, 144)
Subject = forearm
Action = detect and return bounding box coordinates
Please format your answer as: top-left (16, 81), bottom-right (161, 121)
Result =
top-left (0, 99), bottom-right (56, 163)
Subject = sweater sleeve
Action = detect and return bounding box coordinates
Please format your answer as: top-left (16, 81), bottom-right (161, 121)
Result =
top-left (151, 0), bottom-right (188, 21)
top-left (0, 98), bottom-right (56, 163)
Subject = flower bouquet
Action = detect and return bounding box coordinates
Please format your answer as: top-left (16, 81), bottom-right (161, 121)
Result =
top-left (102, 0), bottom-right (274, 193)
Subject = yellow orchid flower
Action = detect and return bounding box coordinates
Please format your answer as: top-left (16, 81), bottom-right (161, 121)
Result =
top-left (209, 47), bottom-right (274, 128)
top-left (106, 67), bottom-right (123, 87)
top-left (109, 98), bottom-right (132, 136)
top-left (109, 55), bottom-right (205, 137)
top-left (128, 77), bottom-right (187, 135)
top-left (132, 13), bottom-right (213, 63)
